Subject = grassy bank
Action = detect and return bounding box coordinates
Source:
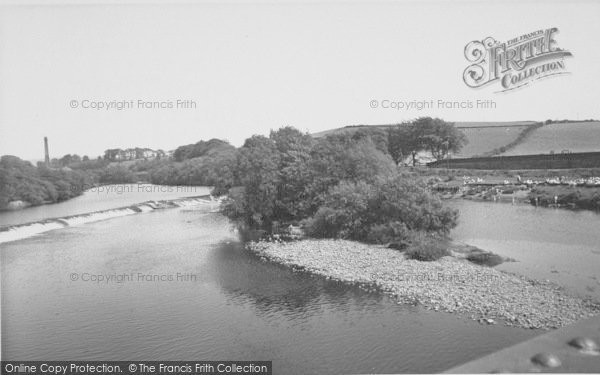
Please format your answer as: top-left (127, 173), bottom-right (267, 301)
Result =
top-left (529, 186), bottom-right (600, 210)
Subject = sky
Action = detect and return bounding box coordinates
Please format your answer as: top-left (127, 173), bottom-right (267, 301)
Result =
top-left (1, 0), bottom-right (599, 160)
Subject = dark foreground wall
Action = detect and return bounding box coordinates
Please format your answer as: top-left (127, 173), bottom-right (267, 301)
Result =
top-left (445, 315), bottom-right (600, 373)
top-left (427, 152), bottom-right (600, 170)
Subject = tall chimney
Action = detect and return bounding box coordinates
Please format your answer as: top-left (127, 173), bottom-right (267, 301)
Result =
top-left (44, 137), bottom-right (50, 166)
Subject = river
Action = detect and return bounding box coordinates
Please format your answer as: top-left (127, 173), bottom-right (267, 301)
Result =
top-left (450, 200), bottom-right (600, 301)
top-left (0, 183), bottom-right (211, 227)
top-left (3, 186), bottom-right (585, 373)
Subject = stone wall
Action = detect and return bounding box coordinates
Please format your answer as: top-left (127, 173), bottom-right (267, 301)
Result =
top-left (427, 152), bottom-right (600, 170)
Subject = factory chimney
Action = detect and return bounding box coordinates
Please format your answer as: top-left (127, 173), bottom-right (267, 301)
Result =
top-left (44, 137), bottom-right (50, 166)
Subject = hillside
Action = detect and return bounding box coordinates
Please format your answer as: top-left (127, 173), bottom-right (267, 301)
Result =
top-left (454, 121), bottom-right (537, 128)
top-left (312, 125), bottom-right (394, 139)
top-left (453, 125), bottom-right (530, 157)
top-left (499, 121), bottom-right (600, 156)
top-left (311, 121), bottom-right (538, 158)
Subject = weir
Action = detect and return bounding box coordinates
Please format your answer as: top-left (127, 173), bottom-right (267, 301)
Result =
top-left (0, 195), bottom-right (219, 244)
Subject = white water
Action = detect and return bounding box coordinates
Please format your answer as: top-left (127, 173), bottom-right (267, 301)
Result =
top-left (0, 195), bottom-right (221, 244)
top-left (0, 184), bottom-right (211, 227)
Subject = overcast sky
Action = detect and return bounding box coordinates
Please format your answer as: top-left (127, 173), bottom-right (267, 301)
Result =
top-left (1, 0), bottom-right (599, 160)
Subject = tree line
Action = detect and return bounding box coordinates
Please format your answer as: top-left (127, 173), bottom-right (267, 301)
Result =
top-left (218, 118), bottom-right (465, 259)
top-left (1, 117), bottom-right (466, 260)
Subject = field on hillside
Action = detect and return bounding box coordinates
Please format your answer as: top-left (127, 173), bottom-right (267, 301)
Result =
top-left (500, 121), bottom-right (600, 156)
top-left (311, 121), bottom-right (600, 159)
top-left (312, 122), bottom-right (536, 158)
top-left (313, 122), bottom-right (536, 139)
top-left (454, 125), bottom-right (530, 157)
top-left (454, 121), bottom-right (537, 128)
top-left (311, 125), bottom-right (393, 138)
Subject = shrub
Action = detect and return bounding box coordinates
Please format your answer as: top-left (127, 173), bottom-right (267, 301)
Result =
top-left (303, 206), bottom-right (351, 238)
top-left (217, 125), bottom-right (461, 253)
top-left (466, 251), bottom-right (504, 267)
top-left (366, 221), bottom-right (410, 244)
top-left (303, 176), bottom-right (458, 246)
top-left (404, 232), bottom-right (450, 261)
top-left (303, 180), bottom-right (375, 239)
top-left (98, 166), bottom-right (136, 184)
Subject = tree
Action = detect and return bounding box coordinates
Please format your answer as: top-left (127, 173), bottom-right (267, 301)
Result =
top-left (269, 127), bottom-right (315, 221)
top-left (387, 118), bottom-right (467, 165)
top-left (304, 175), bottom-right (459, 241)
top-left (222, 135), bottom-right (281, 231)
top-left (221, 126), bottom-right (397, 232)
top-left (415, 117), bottom-right (467, 161)
top-left (0, 155), bottom-right (93, 208)
top-left (98, 165), bottom-right (135, 184)
top-left (388, 122), bottom-right (421, 166)
top-left (173, 139), bottom-right (231, 162)
top-left (350, 127), bottom-right (389, 154)
top-left (305, 135), bottom-right (396, 214)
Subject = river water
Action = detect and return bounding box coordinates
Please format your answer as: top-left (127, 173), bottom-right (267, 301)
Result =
top-left (0, 187), bottom-right (558, 373)
top-left (450, 200), bottom-right (600, 301)
top-left (0, 184), bottom-right (211, 227)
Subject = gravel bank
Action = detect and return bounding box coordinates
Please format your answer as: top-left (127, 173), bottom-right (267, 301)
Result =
top-left (248, 239), bottom-right (600, 330)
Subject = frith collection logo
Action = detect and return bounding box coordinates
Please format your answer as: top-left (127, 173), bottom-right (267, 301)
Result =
top-left (463, 28), bottom-right (572, 92)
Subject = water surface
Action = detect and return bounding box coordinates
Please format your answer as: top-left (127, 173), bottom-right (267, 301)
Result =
top-left (450, 200), bottom-right (600, 301)
top-left (1, 202), bottom-right (536, 374)
top-left (0, 184), bottom-right (210, 227)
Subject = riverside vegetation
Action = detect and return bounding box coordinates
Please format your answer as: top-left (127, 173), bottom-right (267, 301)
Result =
top-left (219, 121), bottom-right (464, 261)
top-left (214, 124), bottom-right (599, 329)
top-left (0, 139), bottom-right (236, 210)
top-left (3, 119), bottom-right (599, 328)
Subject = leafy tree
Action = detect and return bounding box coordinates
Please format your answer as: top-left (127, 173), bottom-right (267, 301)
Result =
top-left (387, 122), bottom-right (421, 166)
top-left (0, 155), bottom-right (93, 208)
top-left (303, 175), bottom-right (458, 242)
top-left (269, 127), bottom-right (314, 221)
top-left (387, 118), bottom-right (467, 165)
top-left (350, 127), bottom-right (389, 154)
top-left (415, 117), bottom-right (467, 161)
top-left (98, 166), bottom-right (136, 184)
top-left (222, 135), bottom-right (281, 231)
top-left (304, 135), bottom-right (396, 214)
top-left (221, 127), bottom-right (398, 233)
top-left (173, 139), bottom-right (231, 162)
top-left (58, 154), bottom-right (82, 166)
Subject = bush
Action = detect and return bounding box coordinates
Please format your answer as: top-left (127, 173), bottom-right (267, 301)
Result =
top-left (303, 180), bottom-right (374, 239)
top-left (405, 232), bottom-right (450, 261)
top-left (303, 206), bottom-right (351, 238)
top-left (217, 125), bottom-right (461, 257)
top-left (303, 176), bottom-right (458, 245)
top-left (0, 156), bottom-right (93, 208)
top-left (98, 166), bottom-right (136, 184)
top-left (466, 251), bottom-right (504, 267)
top-left (366, 222), bottom-right (410, 244)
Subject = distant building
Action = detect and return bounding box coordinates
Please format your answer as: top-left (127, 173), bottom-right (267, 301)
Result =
top-left (103, 147), bottom-right (165, 162)
top-left (142, 149), bottom-right (156, 158)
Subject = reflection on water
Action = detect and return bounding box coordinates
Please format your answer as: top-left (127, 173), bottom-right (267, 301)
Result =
top-left (2, 205), bottom-right (537, 374)
top-left (450, 200), bottom-right (600, 301)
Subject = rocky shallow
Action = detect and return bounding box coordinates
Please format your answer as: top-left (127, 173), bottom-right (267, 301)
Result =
top-left (248, 239), bottom-right (600, 330)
